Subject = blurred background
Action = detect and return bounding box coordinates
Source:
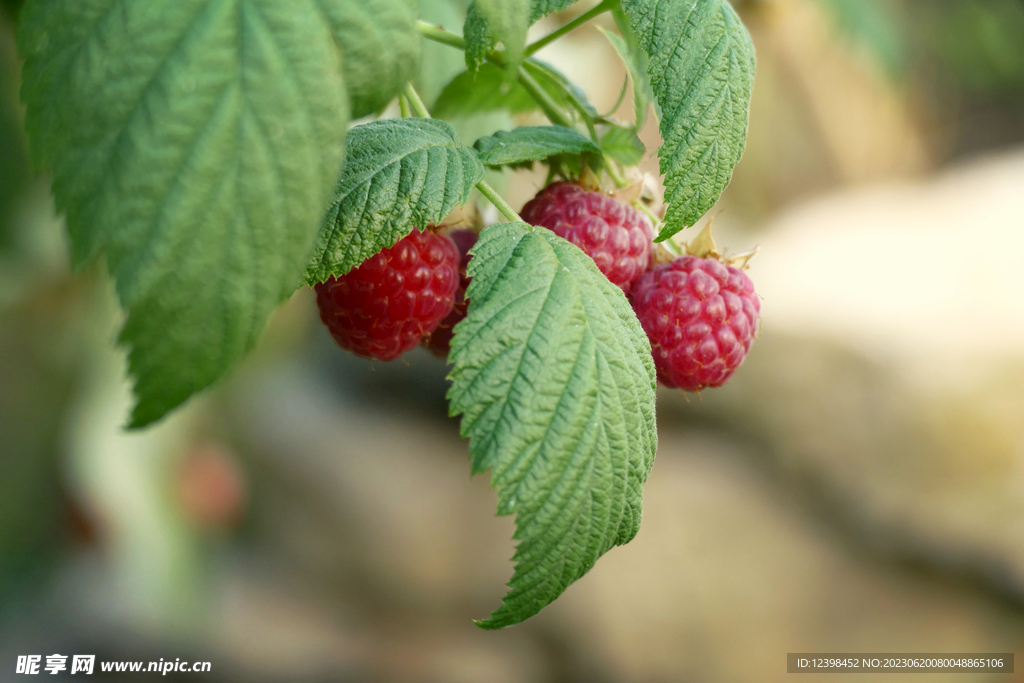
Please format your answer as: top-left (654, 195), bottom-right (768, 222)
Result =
top-left (2, 0), bottom-right (1024, 680)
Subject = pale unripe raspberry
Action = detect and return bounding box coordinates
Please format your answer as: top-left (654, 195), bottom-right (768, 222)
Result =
top-left (631, 254), bottom-right (759, 390)
top-left (315, 228), bottom-right (460, 361)
top-left (520, 182), bottom-right (654, 294)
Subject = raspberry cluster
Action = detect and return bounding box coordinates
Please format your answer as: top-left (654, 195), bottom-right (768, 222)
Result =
top-left (315, 228), bottom-right (460, 361)
top-left (315, 182), bottom-right (759, 391)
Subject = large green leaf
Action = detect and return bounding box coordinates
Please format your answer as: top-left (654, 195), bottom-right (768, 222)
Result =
top-left (304, 118), bottom-right (484, 284)
top-left (464, 0), bottom-right (577, 71)
top-left (327, 0), bottom-right (420, 118)
top-left (474, 125), bottom-right (599, 167)
top-left (620, 0), bottom-right (755, 240)
top-left (18, 0), bottom-right (350, 427)
top-left (448, 221), bottom-right (657, 629)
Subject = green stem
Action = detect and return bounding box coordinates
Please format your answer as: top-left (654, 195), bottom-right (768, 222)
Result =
top-left (413, 20), bottom-right (582, 138)
top-left (524, 0), bottom-right (613, 56)
top-left (476, 180), bottom-right (522, 223)
top-left (403, 82), bottom-right (431, 118)
top-left (402, 82), bottom-right (522, 223)
top-left (415, 20), bottom-right (466, 50)
top-left (515, 67), bottom-right (574, 128)
top-left (398, 94), bottom-right (411, 118)
top-left (605, 159), bottom-right (626, 187)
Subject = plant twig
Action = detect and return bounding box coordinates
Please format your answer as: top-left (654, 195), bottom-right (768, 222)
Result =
top-left (515, 67), bottom-right (574, 128)
top-left (415, 20), bottom-right (467, 51)
top-left (476, 180), bottom-right (522, 223)
top-left (525, 0), bottom-right (613, 57)
top-left (403, 82), bottom-right (431, 118)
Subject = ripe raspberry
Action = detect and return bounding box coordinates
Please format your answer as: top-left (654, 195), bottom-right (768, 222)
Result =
top-left (631, 255), bottom-right (759, 391)
top-left (315, 228), bottom-right (460, 361)
top-left (423, 228), bottom-right (477, 358)
top-left (520, 181), bottom-right (654, 294)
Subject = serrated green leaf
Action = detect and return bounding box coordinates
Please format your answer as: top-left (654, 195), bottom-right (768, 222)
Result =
top-left (304, 118), bottom-right (484, 284)
top-left (464, 0), bottom-right (577, 71)
top-left (474, 125), bottom-right (599, 167)
top-left (599, 14), bottom-right (653, 129)
top-left (433, 63), bottom-right (538, 119)
top-left (18, 0), bottom-right (350, 427)
top-left (448, 221), bottom-right (657, 629)
top-left (327, 0), bottom-right (419, 118)
top-left (620, 0), bottom-right (755, 239)
top-left (600, 126), bottom-right (645, 165)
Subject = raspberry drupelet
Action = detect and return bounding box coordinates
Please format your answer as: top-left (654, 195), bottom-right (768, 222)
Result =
top-left (315, 228), bottom-right (460, 361)
top-left (520, 181), bottom-right (654, 295)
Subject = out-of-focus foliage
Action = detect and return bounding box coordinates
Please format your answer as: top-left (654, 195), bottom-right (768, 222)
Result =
top-left (815, 0), bottom-right (1024, 94)
top-left (0, 18), bottom-right (27, 252)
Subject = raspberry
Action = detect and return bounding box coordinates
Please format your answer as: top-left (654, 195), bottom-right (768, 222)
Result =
top-left (631, 254), bottom-right (759, 391)
top-left (423, 228), bottom-right (477, 357)
top-left (315, 228), bottom-right (460, 361)
top-left (520, 181), bottom-right (654, 294)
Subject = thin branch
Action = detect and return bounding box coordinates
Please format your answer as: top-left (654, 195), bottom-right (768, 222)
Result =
top-left (525, 0), bottom-right (613, 57)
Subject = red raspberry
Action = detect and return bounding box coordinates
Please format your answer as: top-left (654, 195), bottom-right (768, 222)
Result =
top-left (520, 182), bottom-right (654, 294)
top-left (423, 228), bottom-right (477, 358)
top-left (631, 255), bottom-right (759, 391)
top-left (315, 228), bottom-right (460, 361)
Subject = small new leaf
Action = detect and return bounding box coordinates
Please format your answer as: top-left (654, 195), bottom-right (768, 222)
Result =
top-left (304, 118), bottom-right (484, 284)
top-left (448, 222), bottom-right (657, 629)
top-left (434, 60), bottom-right (599, 124)
top-left (474, 125), bottom-right (599, 167)
top-left (18, 0), bottom-right (350, 427)
top-left (599, 15), bottom-right (653, 129)
top-left (620, 0), bottom-right (755, 240)
top-left (464, 0), bottom-right (578, 71)
top-left (433, 64), bottom-right (538, 119)
top-left (600, 127), bottom-right (645, 166)
top-left (467, 0), bottom-right (530, 71)
top-left (327, 0), bottom-right (420, 118)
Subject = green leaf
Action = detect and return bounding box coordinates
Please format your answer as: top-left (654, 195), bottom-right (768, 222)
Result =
top-left (599, 13), bottom-right (653, 129)
top-left (327, 0), bottom-right (420, 118)
top-left (474, 125), bottom-right (599, 167)
top-left (619, 0), bottom-right (755, 240)
top-left (600, 126), bottom-right (645, 166)
top-left (468, 0), bottom-right (530, 71)
top-left (448, 221), bottom-right (657, 629)
top-left (433, 63), bottom-right (538, 119)
top-left (433, 59), bottom-right (598, 124)
top-left (18, 0), bottom-right (350, 427)
top-left (304, 118), bottom-right (484, 284)
top-left (464, 0), bottom-right (577, 71)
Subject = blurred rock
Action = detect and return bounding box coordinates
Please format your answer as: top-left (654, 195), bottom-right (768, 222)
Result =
top-left (537, 430), bottom-right (1024, 683)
